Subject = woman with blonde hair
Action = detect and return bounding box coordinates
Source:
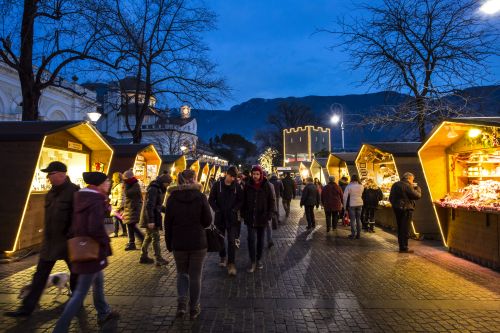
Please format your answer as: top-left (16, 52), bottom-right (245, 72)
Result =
top-left (362, 178), bottom-right (383, 233)
top-left (110, 172), bottom-right (127, 238)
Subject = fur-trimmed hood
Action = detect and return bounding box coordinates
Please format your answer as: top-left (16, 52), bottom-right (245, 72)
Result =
top-left (167, 183), bottom-right (204, 204)
top-left (167, 183), bottom-right (203, 193)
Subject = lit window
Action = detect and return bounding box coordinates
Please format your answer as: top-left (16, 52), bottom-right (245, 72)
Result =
top-left (299, 137), bottom-right (301, 142)
top-left (291, 138), bottom-right (293, 143)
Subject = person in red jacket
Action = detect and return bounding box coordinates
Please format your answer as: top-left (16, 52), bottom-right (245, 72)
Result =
top-left (53, 172), bottom-right (119, 332)
top-left (321, 176), bottom-right (344, 232)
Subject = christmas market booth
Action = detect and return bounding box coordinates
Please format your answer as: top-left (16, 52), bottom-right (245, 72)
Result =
top-left (109, 144), bottom-right (161, 191)
top-left (355, 142), bottom-right (439, 239)
top-left (187, 159), bottom-right (200, 178)
top-left (0, 121), bottom-right (113, 254)
top-left (326, 152), bottom-right (358, 181)
top-left (198, 162), bottom-right (210, 189)
top-left (419, 118), bottom-right (500, 269)
top-left (299, 162), bottom-right (312, 181)
top-left (160, 155), bottom-right (186, 182)
top-left (311, 158), bottom-right (328, 185)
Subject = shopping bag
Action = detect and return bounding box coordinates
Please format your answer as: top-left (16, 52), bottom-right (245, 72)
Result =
top-left (343, 212), bottom-right (350, 226)
top-left (206, 224), bottom-right (225, 252)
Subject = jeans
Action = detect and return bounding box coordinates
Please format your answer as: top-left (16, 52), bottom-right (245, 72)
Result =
top-left (113, 216), bottom-right (127, 235)
top-left (218, 223), bottom-right (239, 264)
top-left (393, 208), bottom-right (412, 250)
top-left (325, 210), bottom-right (340, 230)
top-left (22, 258), bottom-right (78, 313)
top-left (304, 205), bottom-right (315, 227)
top-left (52, 271), bottom-right (110, 333)
top-left (173, 249), bottom-right (207, 307)
top-left (348, 206), bottom-right (363, 236)
top-left (141, 227), bottom-right (162, 259)
top-left (265, 220), bottom-right (273, 245)
top-left (247, 225), bottom-right (265, 262)
top-left (126, 223), bottom-right (144, 245)
top-left (282, 199), bottom-right (291, 217)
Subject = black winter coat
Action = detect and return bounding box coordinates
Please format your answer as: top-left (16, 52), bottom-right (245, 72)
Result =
top-left (281, 175), bottom-right (296, 200)
top-left (123, 178), bottom-right (143, 225)
top-left (389, 180), bottom-right (422, 211)
top-left (241, 178), bottom-right (276, 227)
top-left (40, 177), bottom-right (79, 261)
top-left (269, 176), bottom-right (284, 200)
top-left (362, 187), bottom-right (384, 209)
top-left (300, 183), bottom-right (320, 207)
top-left (164, 183), bottom-right (212, 251)
top-left (208, 179), bottom-right (243, 229)
top-left (140, 180), bottom-right (166, 228)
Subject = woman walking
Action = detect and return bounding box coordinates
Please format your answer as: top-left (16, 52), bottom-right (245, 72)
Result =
top-left (362, 179), bottom-right (383, 233)
top-left (343, 174), bottom-right (364, 239)
top-left (53, 172), bottom-right (119, 332)
top-left (164, 169), bottom-right (212, 320)
top-left (122, 169), bottom-right (144, 251)
top-left (109, 172), bottom-right (127, 238)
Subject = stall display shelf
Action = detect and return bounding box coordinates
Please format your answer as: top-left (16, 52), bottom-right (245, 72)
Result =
top-left (436, 179), bottom-right (500, 212)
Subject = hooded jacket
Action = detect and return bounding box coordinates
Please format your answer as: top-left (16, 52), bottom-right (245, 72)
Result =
top-left (164, 183), bottom-right (212, 251)
top-left (321, 181), bottom-right (343, 212)
top-left (40, 177), bottom-right (79, 261)
top-left (362, 185), bottom-right (384, 208)
top-left (281, 174), bottom-right (296, 200)
top-left (241, 176), bottom-right (276, 227)
top-left (123, 178), bottom-right (143, 224)
top-left (208, 178), bottom-right (243, 228)
top-left (70, 188), bottom-right (112, 274)
top-left (300, 182), bottom-right (320, 207)
top-left (139, 180), bottom-right (167, 228)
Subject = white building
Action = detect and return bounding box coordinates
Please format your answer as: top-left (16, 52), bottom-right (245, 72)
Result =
top-left (0, 61), bottom-right (98, 121)
top-left (86, 77), bottom-right (198, 156)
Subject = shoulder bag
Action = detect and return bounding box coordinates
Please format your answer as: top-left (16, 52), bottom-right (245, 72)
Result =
top-left (68, 236), bottom-right (100, 263)
top-left (206, 224), bottom-right (225, 252)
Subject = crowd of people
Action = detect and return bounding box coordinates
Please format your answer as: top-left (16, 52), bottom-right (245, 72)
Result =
top-left (4, 160), bottom-right (422, 331)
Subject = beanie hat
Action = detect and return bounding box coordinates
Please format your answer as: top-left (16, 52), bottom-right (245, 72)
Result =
top-left (157, 173), bottom-right (172, 184)
top-left (226, 166), bottom-right (238, 178)
top-left (83, 172), bottom-right (108, 186)
top-left (178, 169), bottom-right (196, 185)
top-left (123, 169), bottom-right (134, 179)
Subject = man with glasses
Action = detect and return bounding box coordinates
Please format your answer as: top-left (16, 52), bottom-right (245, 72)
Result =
top-left (5, 161), bottom-right (79, 317)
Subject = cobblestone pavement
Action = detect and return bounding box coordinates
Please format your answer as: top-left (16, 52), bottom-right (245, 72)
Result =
top-left (0, 199), bottom-right (499, 332)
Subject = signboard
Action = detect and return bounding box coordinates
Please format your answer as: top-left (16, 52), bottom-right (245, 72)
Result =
top-left (67, 141), bottom-right (83, 151)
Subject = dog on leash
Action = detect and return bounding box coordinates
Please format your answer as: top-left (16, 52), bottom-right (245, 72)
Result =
top-left (18, 272), bottom-right (71, 300)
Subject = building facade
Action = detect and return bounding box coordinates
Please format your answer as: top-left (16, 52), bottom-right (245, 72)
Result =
top-left (0, 61), bottom-right (98, 121)
top-left (283, 126), bottom-right (331, 166)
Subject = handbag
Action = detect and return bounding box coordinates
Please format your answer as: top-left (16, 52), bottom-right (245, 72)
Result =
top-left (206, 224), bottom-right (225, 252)
top-left (67, 236), bottom-right (100, 263)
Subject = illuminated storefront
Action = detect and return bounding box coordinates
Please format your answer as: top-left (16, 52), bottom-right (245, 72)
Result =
top-left (419, 118), bottom-right (500, 268)
top-left (160, 155), bottom-right (186, 183)
top-left (0, 121), bottom-right (113, 253)
top-left (326, 152), bottom-right (358, 181)
top-left (356, 142), bottom-right (439, 238)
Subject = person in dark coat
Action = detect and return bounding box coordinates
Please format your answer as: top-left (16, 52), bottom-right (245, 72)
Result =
top-left (164, 169), bottom-right (212, 320)
top-left (241, 165), bottom-right (276, 272)
top-left (122, 169), bottom-right (144, 251)
top-left (389, 172), bottom-right (422, 253)
top-left (321, 176), bottom-right (343, 232)
top-left (139, 173), bottom-right (172, 266)
top-left (269, 173), bottom-right (284, 227)
top-left (300, 177), bottom-right (320, 229)
top-left (338, 176), bottom-right (349, 223)
top-left (109, 172), bottom-right (127, 237)
top-left (5, 162), bottom-right (79, 318)
top-left (208, 166), bottom-right (243, 275)
top-left (362, 179), bottom-right (383, 233)
top-left (281, 172), bottom-right (296, 218)
top-left (53, 172), bottom-right (119, 332)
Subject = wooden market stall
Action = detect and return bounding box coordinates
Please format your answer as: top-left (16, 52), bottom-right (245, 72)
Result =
top-left (327, 152), bottom-right (358, 181)
top-left (299, 162), bottom-right (312, 181)
top-left (109, 144), bottom-right (161, 191)
top-left (355, 142), bottom-right (439, 239)
top-left (0, 121), bottom-right (113, 253)
top-left (311, 159), bottom-right (328, 185)
top-left (187, 159), bottom-right (200, 179)
top-left (198, 162), bottom-right (210, 189)
top-left (419, 118), bottom-right (500, 269)
top-left (204, 164), bottom-right (217, 193)
top-left (160, 155), bottom-right (186, 183)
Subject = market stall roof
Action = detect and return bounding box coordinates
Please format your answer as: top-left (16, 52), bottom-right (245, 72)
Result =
top-left (161, 155), bottom-right (183, 164)
top-left (111, 143), bottom-right (151, 157)
top-left (186, 159), bottom-right (198, 168)
top-left (109, 143), bottom-right (161, 175)
top-left (364, 142), bottom-right (421, 157)
top-left (331, 152), bottom-right (357, 165)
top-left (315, 158), bottom-right (328, 168)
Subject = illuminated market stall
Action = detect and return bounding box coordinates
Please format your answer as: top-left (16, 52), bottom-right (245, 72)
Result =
top-left (356, 142), bottom-right (439, 238)
top-left (299, 162), bottom-right (312, 181)
top-left (0, 121), bottom-right (113, 253)
top-left (311, 159), bottom-right (328, 185)
top-left (160, 155), bottom-right (186, 182)
top-left (326, 152), bottom-right (358, 181)
top-left (198, 162), bottom-right (210, 189)
top-left (187, 160), bottom-right (200, 179)
top-left (419, 118), bottom-right (500, 268)
top-left (109, 144), bottom-right (161, 191)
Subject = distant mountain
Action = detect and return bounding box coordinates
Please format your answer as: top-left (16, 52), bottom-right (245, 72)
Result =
top-left (193, 85), bottom-right (500, 150)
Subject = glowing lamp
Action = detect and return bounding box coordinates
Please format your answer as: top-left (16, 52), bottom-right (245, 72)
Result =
top-left (468, 128), bottom-right (482, 138)
top-left (479, 0), bottom-right (500, 14)
top-left (87, 111), bottom-right (102, 123)
top-left (330, 114), bottom-right (340, 124)
top-left (300, 169), bottom-right (309, 178)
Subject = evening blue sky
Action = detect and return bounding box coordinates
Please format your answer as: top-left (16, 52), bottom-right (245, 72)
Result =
top-left (204, 1), bottom-right (500, 110)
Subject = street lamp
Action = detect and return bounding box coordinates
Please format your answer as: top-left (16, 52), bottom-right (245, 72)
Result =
top-left (87, 111), bottom-right (102, 123)
top-left (480, 0), bottom-right (500, 14)
top-left (330, 103), bottom-right (345, 151)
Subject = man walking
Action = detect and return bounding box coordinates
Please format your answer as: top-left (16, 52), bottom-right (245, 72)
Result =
top-left (139, 173), bottom-right (172, 266)
top-left (241, 165), bottom-right (275, 272)
top-left (208, 166), bottom-right (243, 276)
top-left (321, 176), bottom-right (343, 232)
top-left (281, 172), bottom-right (296, 219)
top-left (5, 162), bottom-right (79, 317)
top-left (389, 172), bottom-right (421, 253)
top-left (300, 177), bottom-right (320, 229)
top-left (122, 170), bottom-right (144, 251)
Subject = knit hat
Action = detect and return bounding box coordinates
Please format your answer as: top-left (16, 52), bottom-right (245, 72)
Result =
top-left (157, 173), bottom-right (172, 184)
top-left (83, 172), bottom-right (108, 186)
top-left (226, 166), bottom-right (238, 178)
top-left (178, 169), bottom-right (196, 185)
top-left (41, 161), bottom-right (67, 173)
top-left (329, 176), bottom-right (335, 183)
top-left (123, 169), bottom-right (135, 179)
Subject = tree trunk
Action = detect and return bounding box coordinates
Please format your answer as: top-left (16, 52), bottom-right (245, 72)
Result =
top-left (415, 97), bottom-right (426, 141)
top-left (19, 0), bottom-right (38, 120)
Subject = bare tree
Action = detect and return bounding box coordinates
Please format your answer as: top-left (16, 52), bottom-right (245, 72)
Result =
top-left (0, 0), bottom-right (117, 120)
top-left (102, 0), bottom-right (228, 143)
top-left (323, 0), bottom-right (499, 140)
